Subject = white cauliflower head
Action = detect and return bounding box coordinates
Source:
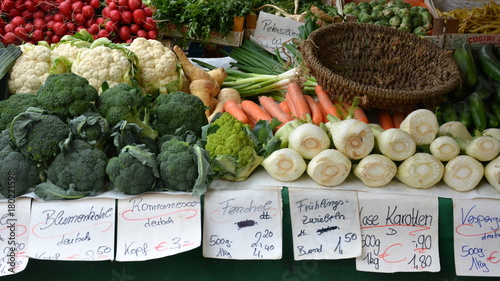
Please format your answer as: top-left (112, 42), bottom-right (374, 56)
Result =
top-left (8, 43), bottom-right (53, 95)
top-left (51, 43), bottom-right (83, 64)
top-left (71, 45), bottom-right (132, 92)
top-left (127, 38), bottom-right (183, 94)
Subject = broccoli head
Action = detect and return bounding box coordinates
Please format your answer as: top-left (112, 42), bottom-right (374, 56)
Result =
top-left (204, 112), bottom-right (263, 181)
top-left (0, 146), bottom-right (41, 198)
top-left (157, 136), bottom-right (212, 196)
top-left (152, 91), bottom-right (208, 138)
top-left (36, 73), bottom-right (99, 120)
top-left (97, 83), bottom-right (158, 140)
top-left (34, 139), bottom-right (109, 201)
top-left (106, 144), bottom-right (159, 195)
top-left (0, 94), bottom-right (41, 131)
top-left (10, 107), bottom-right (69, 166)
top-left (0, 129), bottom-right (12, 151)
top-left (69, 111), bottom-right (110, 150)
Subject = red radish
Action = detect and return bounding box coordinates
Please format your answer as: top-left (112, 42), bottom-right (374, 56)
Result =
top-left (66, 22), bottom-right (76, 32)
top-left (105, 20), bottom-right (118, 33)
top-left (89, 0), bottom-right (100, 9)
top-left (136, 29), bottom-right (146, 38)
top-left (82, 5), bottom-right (94, 18)
top-left (59, 1), bottom-right (72, 15)
top-left (33, 18), bottom-right (46, 30)
top-left (108, 1), bottom-right (118, 10)
top-left (4, 24), bottom-right (15, 33)
top-left (24, 23), bottom-right (34, 34)
top-left (1, 32), bottom-right (17, 45)
top-left (52, 22), bottom-right (68, 36)
top-left (102, 6), bottom-right (110, 18)
top-left (143, 7), bottom-right (152, 17)
top-left (142, 17), bottom-right (156, 30)
top-left (8, 8), bottom-right (21, 17)
top-left (14, 0), bottom-right (26, 12)
top-left (46, 20), bottom-right (55, 31)
top-left (31, 29), bottom-right (44, 42)
top-left (129, 23), bottom-right (140, 34)
top-left (147, 29), bottom-right (157, 39)
top-left (53, 13), bottom-right (64, 22)
top-left (96, 17), bottom-right (105, 25)
top-left (33, 10), bottom-right (45, 19)
top-left (133, 9), bottom-right (146, 24)
top-left (11, 16), bottom-right (26, 27)
top-left (0, 18), bottom-right (4, 29)
top-left (97, 29), bottom-right (109, 38)
top-left (74, 13), bottom-right (86, 25)
top-left (44, 13), bottom-right (54, 22)
top-left (25, 0), bottom-right (37, 11)
top-left (87, 23), bottom-right (99, 34)
top-left (22, 9), bottom-right (34, 21)
top-left (119, 25), bottom-right (130, 41)
top-left (14, 26), bottom-right (29, 41)
top-left (121, 10), bottom-right (133, 24)
top-left (128, 0), bottom-right (142, 11)
top-left (72, 1), bottom-right (84, 14)
top-left (118, 0), bottom-right (128, 8)
top-left (45, 30), bottom-right (54, 38)
top-left (51, 34), bottom-right (60, 43)
top-left (2, 0), bottom-right (15, 10)
top-left (108, 10), bottom-right (121, 22)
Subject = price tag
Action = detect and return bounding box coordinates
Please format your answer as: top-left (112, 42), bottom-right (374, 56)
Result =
top-left (115, 192), bottom-right (201, 261)
top-left (27, 198), bottom-right (115, 261)
top-left (252, 12), bottom-right (303, 58)
top-left (453, 198), bottom-right (500, 277)
top-left (203, 187), bottom-right (282, 260)
top-left (356, 192), bottom-right (440, 272)
top-left (288, 188), bottom-right (361, 260)
top-left (0, 197), bottom-right (31, 276)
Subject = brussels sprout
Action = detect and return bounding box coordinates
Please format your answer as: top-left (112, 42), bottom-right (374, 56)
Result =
top-left (372, 5), bottom-right (384, 12)
top-left (401, 16), bottom-right (412, 25)
top-left (371, 10), bottom-right (383, 21)
top-left (412, 17), bottom-right (423, 28)
top-left (413, 26), bottom-right (428, 36)
top-left (399, 25), bottom-right (411, 33)
top-left (389, 15), bottom-right (402, 27)
top-left (422, 20), bottom-right (433, 31)
top-left (421, 11), bottom-right (433, 21)
top-left (358, 14), bottom-right (373, 24)
top-left (399, 7), bottom-right (411, 18)
top-left (382, 8), bottom-right (394, 19)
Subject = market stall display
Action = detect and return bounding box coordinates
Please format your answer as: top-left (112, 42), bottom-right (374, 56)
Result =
top-left (0, 0), bottom-right (499, 280)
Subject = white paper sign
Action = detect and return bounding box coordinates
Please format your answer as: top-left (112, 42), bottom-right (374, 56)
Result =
top-left (356, 193), bottom-right (440, 273)
top-left (288, 188), bottom-right (362, 260)
top-left (0, 197), bottom-right (31, 276)
top-left (115, 192), bottom-right (201, 261)
top-left (453, 198), bottom-right (500, 277)
top-left (203, 188), bottom-right (283, 260)
top-left (253, 12), bottom-right (303, 58)
top-left (28, 198), bottom-right (115, 261)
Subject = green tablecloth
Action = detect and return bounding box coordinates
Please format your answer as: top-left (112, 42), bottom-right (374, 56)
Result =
top-left (2, 192), bottom-right (495, 281)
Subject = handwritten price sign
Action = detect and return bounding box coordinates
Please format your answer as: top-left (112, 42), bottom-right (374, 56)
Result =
top-left (27, 198), bottom-right (115, 261)
top-left (115, 192), bottom-right (201, 261)
top-left (0, 197), bottom-right (30, 276)
top-left (202, 188), bottom-right (282, 260)
top-left (355, 193), bottom-right (440, 273)
top-left (453, 198), bottom-right (500, 277)
top-left (288, 188), bottom-right (361, 260)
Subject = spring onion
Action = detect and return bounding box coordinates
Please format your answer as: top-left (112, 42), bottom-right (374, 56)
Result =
top-left (307, 149), bottom-right (352, 187)
top-left (396, 153), bottom-right (444, 189)
top-left (354, 154), bottom-right (397, 187)
top-left (443, 155), bottom-right (484, 192)
top-left (261, 148), bottom-right (307, 182)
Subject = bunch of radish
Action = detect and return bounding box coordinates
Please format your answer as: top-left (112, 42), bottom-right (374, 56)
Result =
top-left (0, 0), bottom-right (158, 45)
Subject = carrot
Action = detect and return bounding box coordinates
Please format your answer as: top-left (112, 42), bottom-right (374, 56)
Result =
top-left (241, 100), bottom-right (273, 122)
top-left (285, 92), bottom-right (298, 118)
top-left (287, 82), bottom-right (310, 120)
top-left (334, 100), bottom-right (349, 118)
top-left (247, 115), bottom-right (257, 129)
top-left (392, 111), bottom-right (406, 129)
top-left (259, 96), bottom-right (293, 124)
top-left (224, 99), bottom-right (249, 124)
top-left (378, 109), bottom-right (395, 130)
top-left (304, 95), bottom-right (324, 125)
top-left (342, 101), bottom-right (369, 123)
top-left (315, 84), bottom-right (342, 119)
top-left (278, 100), bottom-right (292, 116)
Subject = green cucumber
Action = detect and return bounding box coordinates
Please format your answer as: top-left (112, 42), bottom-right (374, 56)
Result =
top-left (468, 92), bottom-right (488, 132)
top-left (478, 44), bottom-right (500, 82)
top-left (474, 75), bottom-right (493, 100)
top-left (441, 102), bottom-right (459, 123)
top-left (487, 112), bottom-right (500, 128)
top-left (454, 43), bottom-right (479, 87)
top-left (456, 101), bottom-right (473, 129)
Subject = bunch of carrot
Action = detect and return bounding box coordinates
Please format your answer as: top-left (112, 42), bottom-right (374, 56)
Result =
top-left (377, 109), bottom-right (413, 130)
top-left (221, 82), bottom-right (371, 129)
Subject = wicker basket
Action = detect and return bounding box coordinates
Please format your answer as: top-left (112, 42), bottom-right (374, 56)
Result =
top-left (300, 23), bottom-right (461, 111)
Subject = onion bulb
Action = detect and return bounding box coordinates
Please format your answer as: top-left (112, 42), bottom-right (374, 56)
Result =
top-left (330, 118), bottom-right (374, 160)
top-left (288, 123), bottom-right (330, 160)
top-left (354, 154), bottom-right (397, 187)
top-left (261, 148), bottom-right (307, 182)
top-left (307, 149), bottom-right (351, 187)
top-left (396, 153), bottom-right (444, 189)
top-left (443, 155), bottom-right (484, 192)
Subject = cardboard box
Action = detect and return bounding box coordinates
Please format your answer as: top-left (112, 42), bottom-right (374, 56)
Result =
top-left (160, 22), bottom-right (244, 47)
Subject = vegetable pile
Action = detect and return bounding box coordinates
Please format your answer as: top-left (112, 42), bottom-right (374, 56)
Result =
top-left (0, 0), bottom-right (158, 45)
top-left (437, 2), bottom-right (500, 34)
